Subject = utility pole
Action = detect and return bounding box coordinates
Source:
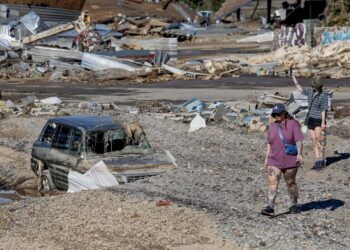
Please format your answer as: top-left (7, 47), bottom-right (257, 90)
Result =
top-left (309, 0), bottom-right (313, 19)
top-left (267, 0), bottom-right (272, 23)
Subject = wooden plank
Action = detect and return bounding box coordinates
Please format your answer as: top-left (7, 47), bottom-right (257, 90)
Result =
top-left (22, 22), bottom-right (75, 44)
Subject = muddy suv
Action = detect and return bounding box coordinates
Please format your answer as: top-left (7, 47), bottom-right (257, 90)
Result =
top-left (31, 115), bottom-right (173, 192)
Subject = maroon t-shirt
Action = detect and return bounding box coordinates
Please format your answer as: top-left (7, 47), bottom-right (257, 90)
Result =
top-left (267, 119), bottom-right (304, 169)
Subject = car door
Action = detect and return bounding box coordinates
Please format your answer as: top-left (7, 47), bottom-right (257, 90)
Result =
top-left (67, 128), bottom-right (83, 171)
top-left (47, 125), bottom-right (77, 190)
top-left (32, 122), bottom-right (57, 163)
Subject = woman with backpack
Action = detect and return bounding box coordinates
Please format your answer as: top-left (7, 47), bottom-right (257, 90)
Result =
top-left (261, 103), bottom-right (304, 216)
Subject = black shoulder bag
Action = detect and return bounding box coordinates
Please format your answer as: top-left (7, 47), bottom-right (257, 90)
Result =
top-left (304, 93), bottom-right (319, 125)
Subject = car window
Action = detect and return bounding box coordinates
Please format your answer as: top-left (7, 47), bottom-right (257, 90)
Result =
top-left (86, 128), bottom-right (126, 154)
top-left (52, 125), bottom-right (72, 150)
top-left (40, 123), bottom-right (56, 144)
top-left (69, 129), bottom-right (82, 153)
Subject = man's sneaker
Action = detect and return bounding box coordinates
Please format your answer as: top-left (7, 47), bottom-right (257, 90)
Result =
top-left (261, 206), bottom-right (275, 216)
top-left (289, 205), bottom-right (301, 214)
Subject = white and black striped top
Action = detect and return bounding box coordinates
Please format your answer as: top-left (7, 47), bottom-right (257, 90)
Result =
top-left (303, 88), bottom-right (329, 119)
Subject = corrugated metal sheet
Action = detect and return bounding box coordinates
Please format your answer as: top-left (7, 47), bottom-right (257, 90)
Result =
top-left (0, 0), bottom-right (85, 11)
top-left (28, 46), bottom-right (83, 62)
top-left (0, 25), bottom-right (11, 35)
top-left (215, 0), bottom-right (255, 20)
top-left (4, 4), bottom-right (81, 22)
top-left (81, 53), bottom-right (137, 72)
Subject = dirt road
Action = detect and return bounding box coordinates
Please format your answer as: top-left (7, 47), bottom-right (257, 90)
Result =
top-left (1, 76), bottom-right (350, 105)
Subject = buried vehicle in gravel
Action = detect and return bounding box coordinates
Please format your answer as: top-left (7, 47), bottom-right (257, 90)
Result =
top-left (31, 115), bottom-right (174, 192)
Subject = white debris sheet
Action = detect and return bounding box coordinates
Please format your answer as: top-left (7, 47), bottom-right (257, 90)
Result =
top-left (81, 53), bottom-right (136, 72)
top-left (162, 63), bottom-right (187, 76)
top-left (236, 31), bottom-right (274, 43)
top-left (40, 96), bottom-right (62, 105)
top-left (67, 161), bottom-right (118, 193)
top-left (188, 113), bottom-right (206, 133)
top-left (166, 150), bottom-right (178, 168)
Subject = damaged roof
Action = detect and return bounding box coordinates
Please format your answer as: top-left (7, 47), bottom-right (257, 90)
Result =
top-left (0, 0), bottom-right (86, 11)
top-left (215, 0), bottom-right (254, 20)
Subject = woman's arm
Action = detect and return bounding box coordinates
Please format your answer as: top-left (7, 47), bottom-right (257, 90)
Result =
top-left (292, 75), bottom-right (303, 92)
top-left (296, 141), bottom-right (303, 155)
top-left (265, 144), bottom-right (271, 166)
top-left (296, 141), bottom-right (303, 164)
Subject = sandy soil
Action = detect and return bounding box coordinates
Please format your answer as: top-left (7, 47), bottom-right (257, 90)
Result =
top-left (0, 190), bottom-right (235, 250)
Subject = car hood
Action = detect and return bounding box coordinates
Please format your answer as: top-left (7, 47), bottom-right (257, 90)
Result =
top-left (86, 153), bottom-right (174, 174)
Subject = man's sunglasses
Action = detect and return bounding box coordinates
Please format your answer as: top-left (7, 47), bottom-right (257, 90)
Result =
top-left (272, 113), bottom-right (282, 118)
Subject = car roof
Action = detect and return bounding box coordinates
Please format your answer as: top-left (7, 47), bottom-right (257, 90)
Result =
top-left (47, 115), bottom-right (122, 132)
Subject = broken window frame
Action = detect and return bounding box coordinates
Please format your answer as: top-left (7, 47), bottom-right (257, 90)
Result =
top-left (69, 129), bottom-right (83, 154)
top-left (85, 128), bottom-right (126, 156)
top-left (51, 125), bottom-right (72, 151)
top-left (40, 122), bottom-right (57, 144)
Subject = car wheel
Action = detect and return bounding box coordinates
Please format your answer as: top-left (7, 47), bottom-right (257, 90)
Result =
top-left (39, 171), bottom-right (55, 194)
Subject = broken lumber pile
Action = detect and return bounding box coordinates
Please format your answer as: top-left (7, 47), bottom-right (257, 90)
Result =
top-left (111, 16), bottom-right (170, 36)
top-left (245, 41), bottom-right (350, 79)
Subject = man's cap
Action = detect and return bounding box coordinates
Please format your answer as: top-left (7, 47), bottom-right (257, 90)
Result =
top-left (271, 103), bottom-right (286, 115)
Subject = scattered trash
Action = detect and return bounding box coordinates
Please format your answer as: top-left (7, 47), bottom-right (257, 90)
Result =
top-left (208, 101), bottom-right (222, 110)
top-left (166, 150), bottom-right (178, 168)
top-left (156, 200), bottom-right (171, 206)
top-left (40, 97), bottom-right (62, 105)
top-left (182, 98), bottom-right (203, 113)
top-left (128, 107), bottom-right (139, 115)
top-left (189, 114), bottom-right (206, 133)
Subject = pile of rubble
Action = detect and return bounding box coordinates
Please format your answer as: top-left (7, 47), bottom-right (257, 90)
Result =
top-left (2, 2), bottom-right (350, 84)
top-left (131, 89), bottom-right (333, 132)
top-left (0, 86), bottom-right (335, 133)
top-left (0, 96), bottom-right (64, 117)
top-left (0, 95), bottom-right (123, 118)
top-left (245, 41), bottom-right (350, 78)
top-left (326, 0), bottom-right (350, 26)
top-left (0, 3), bottom-right (246, 84)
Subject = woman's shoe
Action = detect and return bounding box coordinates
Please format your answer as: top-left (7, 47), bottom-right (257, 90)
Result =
top-left (311, 161), bottom-right (318, 170)
top-left (261, 206), bottom-right (275, 216)
top-left (289, 205), bottom-right (301, 214)
top-left (312, 160), bottom-right (324, 170)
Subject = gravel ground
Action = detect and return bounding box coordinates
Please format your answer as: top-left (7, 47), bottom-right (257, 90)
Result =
top-left (0, 109), bottom-right (349, 249)
top-left (0, 190), bottom-right (234, 250)
top-left (116, 113), bottom-right (350, 249)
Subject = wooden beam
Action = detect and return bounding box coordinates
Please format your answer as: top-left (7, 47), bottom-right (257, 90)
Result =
top-left (22, 22), bottom-right (75, 44)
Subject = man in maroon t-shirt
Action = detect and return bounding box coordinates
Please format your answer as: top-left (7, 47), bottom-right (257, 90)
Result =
top-left (261, 104), bottom-right (304, 216)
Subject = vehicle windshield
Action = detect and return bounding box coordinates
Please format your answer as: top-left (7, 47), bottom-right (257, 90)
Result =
top-left (86, 128), bottom-right (126, 155)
